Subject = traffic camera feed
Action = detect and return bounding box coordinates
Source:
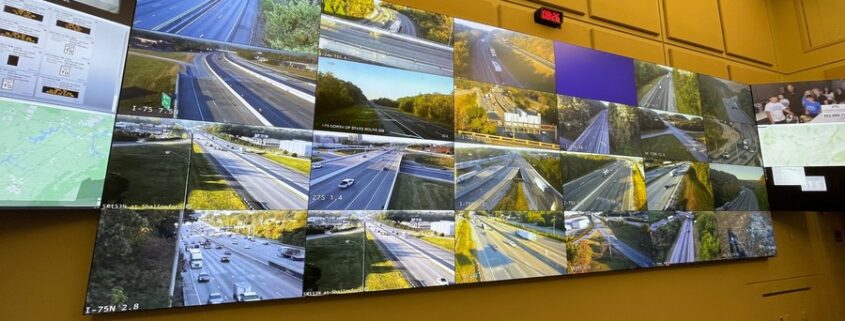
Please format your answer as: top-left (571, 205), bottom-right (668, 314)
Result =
top-left (319, 0), bottom-right (454, 77)
top-left (76, 0), bottom-right (778, 315)
top-left (455, 143), bottom-right (563, 211)
top-left (304, 211), bottom-right (455, 295)
top-left (117, 29), bottom-right (318, 129)
top-left (309, 131), bottom-right (454, 211)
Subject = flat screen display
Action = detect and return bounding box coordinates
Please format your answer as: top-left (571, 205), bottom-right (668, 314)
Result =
top-left (0, 0), bottom-right (132, 208)
top-left (71, 0), bottom-right (778, 314)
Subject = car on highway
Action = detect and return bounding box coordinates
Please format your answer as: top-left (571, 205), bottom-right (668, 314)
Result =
top-left (437, 277), bottom-right (450, 286)
top-left (722, 153), bottom-right (731, 159)
top-left (383, 166), bottom-right (389, 171)
top-left (665, 184), bottom-right (674, 189)
top-left (224, 250), bottom-right (232, 255)
top-left (339, 178), bottom-right (355, 189)
top-left (312, 163), bottom-right (323, 169)
top-left (262, 241), bottom-right (269, 245)
top-left (215, 245), bottom-right (223, 249)
top-left (232, 241), bottom-right (238, 245)
top-left (362, 155), bottom-right (367, 158)
top-left (505, 240), bottom-right (517, 247)
top-left (244, 245), bottom-right (251, 249)
top-left (207, 293), bottom-right (224, 305)
top-left (197, 273), bottom-right (211, 283)
top-left (220, 256), bottom-right (231, 263)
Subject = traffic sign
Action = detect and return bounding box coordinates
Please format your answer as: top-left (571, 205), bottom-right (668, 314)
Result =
top-left (161, 93), bottom-right (172, 110)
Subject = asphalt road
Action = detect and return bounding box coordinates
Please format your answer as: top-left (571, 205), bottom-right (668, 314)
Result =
top-left (179, 223), bottom-right (301, 306)
top-left (480, 89), bottom-right (557, 144)
top-left (639, 74), bottom-right (676, 112)
top-left (456, 153), bottom-right (560, 210)
top-left (134, 0), bottom-right (259, 46)
top-left (563, 160), bottom-right (637, 211)
top-left (514, 155), bottom-right (564, 210)
top-left (308, 149), bottom-right (403, 210)
top-left (710, 122), bottom-right (761, 166)
top-left (369, 103), bottom-right (454, 140)
top-left (718, 186), bottom-right (760, 211)
top-left (645, 163), bottom-right (687, 210)
top-left (723, 96), bottom-right (754, 124)
top-left (319, 15), bottom-right (453, 77)
top-left (592, 215), bottom-right (654, 268)
top-left (470, 215), bottom-right (566, 281)
top-left (471, 33), bottom-right (523, 88)
top-left (195, 131), bottom-right (309, 210)
top-left (399, 162), bottom-right (454, 182)
top-left (642, 120), bottom-right (709, 161)
top-left (176, 52), bottom-right (315, 129)
top-left (567, 109), bottom-right (610, 154)
top-left (667, 216), bottom-right (696, 264)
top-left (366, 222), bottom-right (454, 287)
top-left (392, 10), bottom-right (419, 37)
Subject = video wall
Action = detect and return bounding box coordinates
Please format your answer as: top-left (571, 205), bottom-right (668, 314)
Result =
top-left (1, 0), bottom-right (779, 315)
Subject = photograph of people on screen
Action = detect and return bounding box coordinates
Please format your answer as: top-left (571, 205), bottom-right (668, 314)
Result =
top-left (752, 80), bottom-right (845, 125)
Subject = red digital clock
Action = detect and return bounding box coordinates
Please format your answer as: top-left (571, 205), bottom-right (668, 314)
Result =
top-left (534, 7), bottom-right (563, 28)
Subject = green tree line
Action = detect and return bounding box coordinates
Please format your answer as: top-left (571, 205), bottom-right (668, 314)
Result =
top-left (673, 69), bottom-right (703, 115)
top-left (638, 108), bottom-right (668, 131)
top-left (85, 210), bottom-right (178, 309)
top-left (635, 61), bottom-right (669, 88)
top-left (262, 0), bottom-right (321, 54)
top-left (201, 211), bottom-right (307, 247)
top-left (455, 82), bottom-right (497, 135)
top-left (609, 104), bottom-right (642, 157)
top-left (397, 93), bottom-right (454, 126)
top-left (562, 154), bottom-right (615, 184)
top-left (696, 212), bottom-right (721, 260)
top-left (316, 71), bottom-right (368, 112)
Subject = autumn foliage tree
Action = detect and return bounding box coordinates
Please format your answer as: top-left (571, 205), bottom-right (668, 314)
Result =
top-left (323, 0), bottom-right (375, 19)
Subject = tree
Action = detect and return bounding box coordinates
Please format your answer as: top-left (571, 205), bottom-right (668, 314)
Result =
top-left (263, 0), bottom-right (321, 54)
top-left (323, 0), bottom-right (375, 18)
top-left (567, 241), bottom-right (593, 273)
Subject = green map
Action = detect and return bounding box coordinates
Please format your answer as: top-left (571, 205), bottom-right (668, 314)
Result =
top-left (758, 123), bottom-right (845, 167)
top-left (0, 99), bottom-right (115, 207)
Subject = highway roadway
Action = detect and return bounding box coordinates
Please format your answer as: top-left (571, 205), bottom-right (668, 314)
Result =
top-left (471, 33), bottom-right (523, 89)
top-left (567, 109), bottom-right (610, 154)
top-left (178, 222), bottom-right (302, 306)
top-left (591, 214), bottom-right (654, 268)
top-left (639, 74), bottom-right (676, 112)
top-left (645, 163), bottom-right (687, 210)
top-left (666, 215), bottom-right (696, 264)
top-left (178, 52), bottom-right (315, 129)
top-left (134, 0), bottom-right (259, 46)
top-left (513, 155), bottom-right (564, 210)
top-left (308, 149), bottom-right (403, 210)
top-left (470, 215), bottom-right (567, 281)
top-left (710, 122), bottom-right (761, 166)
top-left (718, 186), bottom-right (760, 211)
top-left (642, 120), bottom-right (709, 162)
top-left (365, 221), bottom-right (454, 287)
top-left (399, 161), bottom-right (454, 182)
top-left (563, 160), bottom-right (638, 211)
top-left (319, 15), bottom-right (453, 77)
top-left (195, 131), bottom-right (309, 210)
top-left (456, 153), bottom-right (561, 210)
top-left (723, 96), bottom-right (754, 124)
top-left (369, 102), bottom-right (454, 140)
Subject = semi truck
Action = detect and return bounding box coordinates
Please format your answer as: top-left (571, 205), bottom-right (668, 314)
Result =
top-left (516, 229), bottom-right (537, 241)
top-left (188, 248), bottom-right (203, 269)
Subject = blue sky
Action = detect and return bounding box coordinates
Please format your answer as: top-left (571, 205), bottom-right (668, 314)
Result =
top-left (318, 58), bottom-right (453, 100)
top-left (710, 163), bottom-right (764, 180)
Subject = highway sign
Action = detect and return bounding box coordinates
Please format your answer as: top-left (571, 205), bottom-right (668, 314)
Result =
top-left (161, 93), bottom-right (172, 110)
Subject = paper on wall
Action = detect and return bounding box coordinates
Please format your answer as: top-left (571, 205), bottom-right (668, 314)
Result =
top-left (801, 176), bottom-right (827, 192)
top-left (772, 166), bottom-right (806, 186)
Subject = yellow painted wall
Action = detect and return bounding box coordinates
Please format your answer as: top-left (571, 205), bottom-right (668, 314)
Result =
top-left (1, 1), bottom-right (845, 321)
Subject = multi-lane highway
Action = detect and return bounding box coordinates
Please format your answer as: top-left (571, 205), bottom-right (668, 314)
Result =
top-left (723, 96), bottom-right (754, 124)
top-left (718, 186), bottom-right (760, 211)
top-left (563, 160), bottom-right (638, 211)
top-left (319, 15), bottom-right (453, 77)
top-left (666, 214), bottom-right (696, 264)
top-left (642, 120), bottom-right (709, 162)
top-left (470, 215), bottom-right (567, 281)
top-left (591, 214), bottom-right (654, 268)
top-left (567, 109), bottom-right (610, 154)
top-left (471, 33), bottom-right (523, 88)
top-left (177, 52), bottom-right (315, 128)
top-left (456, 153), bottom-right (562, 210)
top-left (645, 163), bottom-right (687, 210)
top-left (365, 222), bottom-right (454, 287)
top-left (134, 0), bottom-right (259, 46)
top-left (194, 131), bottom-right (309, 210)
top-left (639, 74), bottom-right (675, 112)
top-left (709, 122), bottom-right (760, 165)
top-left (178, 221), bottom-right (302, 306)
top-left (369, 102), bottom-right (454, 140)
top-left (399, 161), bottom-right (454, 183)
top-left (308, 149), bottom-right (403, 210)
